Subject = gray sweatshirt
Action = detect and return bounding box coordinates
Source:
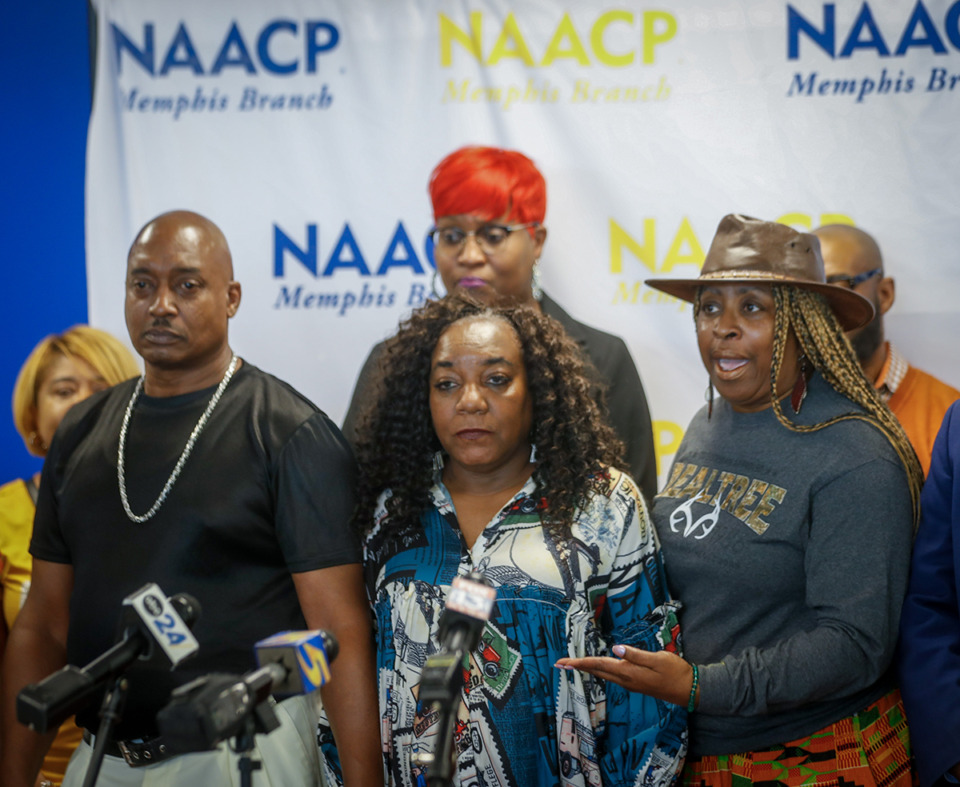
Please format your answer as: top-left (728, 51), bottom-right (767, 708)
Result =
top-left (654, 374), bottom-right (913, 755)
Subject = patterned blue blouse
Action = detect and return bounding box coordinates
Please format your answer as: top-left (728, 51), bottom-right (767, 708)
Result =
top-left (363, 468), bottom-right (687, 787)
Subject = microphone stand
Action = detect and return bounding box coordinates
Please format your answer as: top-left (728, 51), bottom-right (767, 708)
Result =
top-left (425, 698), bottom-right (457, 787)
top-left (229, 691), bottom-right (279, 787)
top-left (233, 716), bottom-right (261, 787)
top-left (81, 676), bottom-right (129, 787)
top-left (415, 648), bottom-right (464, 787)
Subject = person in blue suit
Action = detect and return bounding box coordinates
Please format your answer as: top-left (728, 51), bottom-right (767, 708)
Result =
top-left (899, 399), bottom-right (960, 787)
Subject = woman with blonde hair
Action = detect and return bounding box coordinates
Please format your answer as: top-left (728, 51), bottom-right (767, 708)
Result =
top-left (2, 325), bottom-right (138, 786)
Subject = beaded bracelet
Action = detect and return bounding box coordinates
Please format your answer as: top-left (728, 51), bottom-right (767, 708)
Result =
top-left (687, 664), bottom-right (699, 713)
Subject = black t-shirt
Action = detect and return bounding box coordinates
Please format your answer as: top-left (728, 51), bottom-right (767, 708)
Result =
top-left (32, 362), bottom-right (359, 737)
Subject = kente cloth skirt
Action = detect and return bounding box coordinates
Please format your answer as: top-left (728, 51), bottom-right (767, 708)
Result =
top-left (681, 689), bottom-right (914, 787)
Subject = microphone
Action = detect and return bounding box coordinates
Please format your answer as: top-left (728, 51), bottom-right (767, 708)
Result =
top-left (17, 584), bottom-right (201, 733)
top-left (156, 665), bottom-right (283, 753)
top-left (156, 629), bottom-right (339, 753)
top-left (419, 572), bottom-right (495, 706)
top-left (254, 629), bottom-right (339, 696)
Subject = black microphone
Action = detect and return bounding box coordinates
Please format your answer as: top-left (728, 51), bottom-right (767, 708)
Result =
top-left (156, 665), bottom-right (283, 753)
top-left (419, 572), bottom-right (495, 706)
top-left (17, 585), bottom-right (201, 733)
top-left (156, 629), bottom-right (339, 753)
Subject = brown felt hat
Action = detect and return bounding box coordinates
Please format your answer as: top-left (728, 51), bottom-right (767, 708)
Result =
top-left (645, 214), bottom-right (874, 330)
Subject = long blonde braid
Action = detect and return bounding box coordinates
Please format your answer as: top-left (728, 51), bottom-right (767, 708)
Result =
top-left (768, 286), bottom-right (923, 526)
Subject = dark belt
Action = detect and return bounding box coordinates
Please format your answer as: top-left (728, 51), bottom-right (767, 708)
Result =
top-left (82, 729), bottom-right (174, 768)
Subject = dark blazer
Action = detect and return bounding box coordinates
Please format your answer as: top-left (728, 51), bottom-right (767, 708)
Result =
top-left (341, 292), bottom-right (658, 503)
top-left (898, 400), bottom-right (960, 787)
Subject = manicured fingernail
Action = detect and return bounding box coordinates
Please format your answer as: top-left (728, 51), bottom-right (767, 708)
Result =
top-left (612, 645), bottom-right (626, 657)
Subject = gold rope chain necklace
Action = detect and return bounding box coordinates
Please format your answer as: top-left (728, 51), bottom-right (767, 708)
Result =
top-left (117, 354), bottom-right (240, 523)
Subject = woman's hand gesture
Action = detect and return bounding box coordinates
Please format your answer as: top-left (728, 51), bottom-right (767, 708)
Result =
top-left (556, 645), bottom-right (698, 709)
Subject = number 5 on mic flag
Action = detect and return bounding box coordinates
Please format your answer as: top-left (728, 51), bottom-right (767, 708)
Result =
top-left (255, 630), bottom-right (339, 696)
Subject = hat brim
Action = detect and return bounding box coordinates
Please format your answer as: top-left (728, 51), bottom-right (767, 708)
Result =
top-left (644, 275), bottom-right (874, 331)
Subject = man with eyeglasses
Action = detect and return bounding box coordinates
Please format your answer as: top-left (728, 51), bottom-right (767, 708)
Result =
top-left (813, 224), bottom-right (958, 475)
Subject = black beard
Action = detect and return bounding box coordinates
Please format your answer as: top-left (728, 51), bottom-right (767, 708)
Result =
top-left (851, 315), bottom-right (884, 363)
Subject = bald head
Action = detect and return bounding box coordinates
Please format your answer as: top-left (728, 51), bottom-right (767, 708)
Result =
top-left (813, 223), bottom-right (895, 381)
top-left (812, 224), bottom-right (883, 280)
top-left (129, 210), bottom-right (233, 278)
top-left (125, 210), bottom-right (242, 393)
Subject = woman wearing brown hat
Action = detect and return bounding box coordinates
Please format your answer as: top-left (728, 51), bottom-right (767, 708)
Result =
top-left (558, 214), bottom-right (923, 786)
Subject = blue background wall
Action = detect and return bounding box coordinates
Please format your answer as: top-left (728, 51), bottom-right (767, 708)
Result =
top-left (0, 2), bottom-right (91, 483)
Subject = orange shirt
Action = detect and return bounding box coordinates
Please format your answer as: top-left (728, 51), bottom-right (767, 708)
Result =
top-left (876, 345), bottom-right (960, 476)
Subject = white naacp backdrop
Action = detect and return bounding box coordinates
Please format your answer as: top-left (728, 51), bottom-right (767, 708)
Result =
top-left (87, 0), bottom-right (960, 485)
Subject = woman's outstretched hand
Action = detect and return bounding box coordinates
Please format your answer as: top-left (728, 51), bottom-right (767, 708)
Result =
top-left (555, 645), bottom-right (698, 709)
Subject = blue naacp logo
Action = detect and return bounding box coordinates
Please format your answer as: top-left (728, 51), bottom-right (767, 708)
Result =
top-left (787, 1), bottom-right (960, 59)
top-left (785, 2), bottom-right (960, 101)
top-left (273, 222), bottom-right (437, 278)
top-left (271, 223), bottom-right (437, 316)
top-left (112, 19), bottom-right (341, 75)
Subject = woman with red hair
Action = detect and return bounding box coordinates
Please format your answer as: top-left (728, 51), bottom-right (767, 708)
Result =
top-left (344, 145), bottom-right (658, 502)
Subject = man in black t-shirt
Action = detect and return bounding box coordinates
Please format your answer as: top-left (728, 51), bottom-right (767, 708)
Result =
top-left (0, 211), bottom-right (382, 787)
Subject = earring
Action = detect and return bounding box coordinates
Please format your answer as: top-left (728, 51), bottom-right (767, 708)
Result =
top-left (531, 261), bottom-right (543, 302)
top-left (431, 270), bottom-right (445, 299)
top-left (432, 451), bottom-right (445, 472)
top-left (705, 381), bottom-right (714, 420)
top-left (791, 355), bottom-right (809, 414)
top-left (29, 431), bottom-right (46, 452)
top-left (529, 444), bottom-right (538, 463)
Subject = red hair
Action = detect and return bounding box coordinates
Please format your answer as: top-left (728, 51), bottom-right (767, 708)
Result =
top-left (428, 146), bottom-right (547, 225)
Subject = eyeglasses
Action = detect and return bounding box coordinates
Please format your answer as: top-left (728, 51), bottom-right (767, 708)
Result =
top-left (429, 223), bottom-right (538, 255)
top-left (826, 267), bottom-right (882, 289)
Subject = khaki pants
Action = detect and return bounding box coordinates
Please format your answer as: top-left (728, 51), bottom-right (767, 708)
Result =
top-left (62, 695), bottom-right (322, 787)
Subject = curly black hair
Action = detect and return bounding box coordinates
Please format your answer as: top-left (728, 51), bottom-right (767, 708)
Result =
top-left (353, 295), bottom-right (626, 542)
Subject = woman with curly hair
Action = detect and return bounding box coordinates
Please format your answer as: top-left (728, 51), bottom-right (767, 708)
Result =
top-left (560, 214), bottom-right (922, 786)
top-left (344, 145), bottom-right (658, 504)
top-left (355, 295), bottom-right (686, 787)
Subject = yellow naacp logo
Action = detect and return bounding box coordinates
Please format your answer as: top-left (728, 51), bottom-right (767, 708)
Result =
top-left (439, 11), bottom-right (677, 67)
top-left (610, 213), bottom-right (855, 307)
top-left (654, 420), bottom-right (684, 478)
top-left (297, 641), bottom-right (332, 685)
